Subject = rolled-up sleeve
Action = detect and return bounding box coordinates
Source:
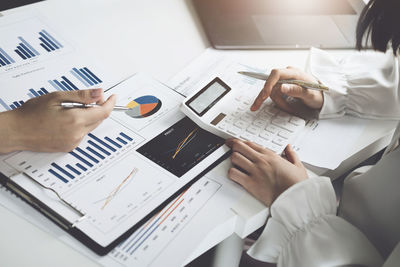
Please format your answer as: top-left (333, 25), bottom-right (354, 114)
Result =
top-left (306, 48), bottom-right (400, 120)
top-left (247, 177), bottom-right (383, 267)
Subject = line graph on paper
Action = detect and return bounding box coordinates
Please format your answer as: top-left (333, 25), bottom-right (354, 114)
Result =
top-left (92, 167), bottom-right (139, 210)
top-left (62, 154), bottom-right (174, 233)
top-left (108, 178), bottom-right (221, 267)
top-left (167, 128), bottom-right (198, 159)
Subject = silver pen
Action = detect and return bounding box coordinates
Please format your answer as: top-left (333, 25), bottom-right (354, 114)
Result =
top-left (60, 73), bottom-right (137, 111)
top-left (238, 71), bottom-right (329, 91)
top-left (60, 102), bottom-right (131, 111)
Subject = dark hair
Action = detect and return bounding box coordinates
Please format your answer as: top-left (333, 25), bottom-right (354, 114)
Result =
top-left (356, 0), bottom-right (400, 55)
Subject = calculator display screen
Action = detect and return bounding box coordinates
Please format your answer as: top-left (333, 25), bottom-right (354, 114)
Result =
top-left (186, 78), bottom-right (231, 116)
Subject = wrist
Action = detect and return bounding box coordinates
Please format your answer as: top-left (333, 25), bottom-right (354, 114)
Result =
top-left (0, 110), bottom-right (26, 153)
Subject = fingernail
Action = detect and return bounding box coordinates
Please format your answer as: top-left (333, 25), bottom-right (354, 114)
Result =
top-left (90, 88), bottom-right (102, 99)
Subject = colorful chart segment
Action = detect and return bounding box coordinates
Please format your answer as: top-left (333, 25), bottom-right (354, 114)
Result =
top-left (125, 95), bottom-right (162, 118)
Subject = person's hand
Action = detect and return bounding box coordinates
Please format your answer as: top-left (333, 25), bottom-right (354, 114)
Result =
top-left (250, 66), bottom-right (324, 114)
top-left (226, 139), bottom-right (308, 206)
top-left (3, 88), bottom-right (116, 153)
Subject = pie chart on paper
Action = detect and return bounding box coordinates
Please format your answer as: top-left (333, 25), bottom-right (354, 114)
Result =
top-left (125, 95), bottom-right (162, 118)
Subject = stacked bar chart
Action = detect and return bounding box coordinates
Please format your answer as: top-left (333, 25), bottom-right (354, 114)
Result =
top-left (0, 47), bottom-right (15, 66)
top-left (38, 29), bottom-right (63, 52)
top-left (70, 67), bottom-right (102, 87)
top-left (14, 36), bottom-right (40, 60)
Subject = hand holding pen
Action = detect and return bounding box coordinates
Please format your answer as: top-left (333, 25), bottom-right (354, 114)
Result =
top-left (240, 67), bottom-right (325, 114)
top-left (1, 88), bottom-right (116, 154)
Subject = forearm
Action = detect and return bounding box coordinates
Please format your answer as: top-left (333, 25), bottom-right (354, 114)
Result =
top-left (0, 110), bottom-right (24, 154)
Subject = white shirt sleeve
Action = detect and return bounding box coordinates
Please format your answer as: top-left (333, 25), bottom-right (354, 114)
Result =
top-left (306, 48), bottom-right (400, 120)
top-left (247, 177), bottom-right (383, 267)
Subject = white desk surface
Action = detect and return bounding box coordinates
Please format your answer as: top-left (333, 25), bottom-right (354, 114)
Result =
top-left (0, 0), bottom-right (396, 266)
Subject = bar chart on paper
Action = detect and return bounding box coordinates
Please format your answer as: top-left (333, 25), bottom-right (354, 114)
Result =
top-left (0, 15), bottom-right (71, 71)
top-left (108, 177), bottom-right (221, 267)
top-left (0, 66), bottom-right (103, 111)
top-left (4, 119), bottom-right (145, 193)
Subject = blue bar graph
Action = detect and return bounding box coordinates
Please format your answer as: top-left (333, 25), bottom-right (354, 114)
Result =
top-left (14, 49), bottom-right (26, 60)
top-left (0, 47), bottom-right (15, 64)
top-left (39, 32), bottom-right (59, 49)
top-left (66, 164), bottom-right (81, 175)
top-left (45, 132), bottom-right (133, 180)
top-left (19, 43), bottom-right (35, 58)
top-left (87, 146), bottom-right (105, 160)
top-left (0, 98), bottom-right (11, 111)
top-left (72, 67), bottom-right (93, 86)
top-left (76, 147), bottom-right (99, 164)
top-left (13, 101), bottom-right (20, 107)
top-left (87, 140), bottom-right (111, 156)
top-left (39, 29), bottom-right (63, 52)
top-left (42, 29), bottom-right (63, 48)
top-left (39, 37), bottom-right (55, 51)
top-left (51, 162), bottom-right (74, 179)
top-left (120, 132), bottom-right (133, 141)
top-left (62, 76), bottom-right (78, 90)
top-left (41, 87), bottom-right (49, 94)
top-left (10, 104), bottom-right (16, 109)
top-left (48, 169), bottom-right (68, 183)
top-left (61, 81), bottom-right (73, 91)
top-left (69, 151), bottom-right (93, 168)
top-left (116, 137), bottom-right (128, 145)
top-left (105, 137), bottom-right (122, 148)
top-left (40, 43), bottom-right (51, 52)
top-left (70, 67), bottom-right (102, 88)
top-left (18, 37), bottom-right (40, 56)
top-left (17, 46), bottom-right (31, 59)
top-left (0, 52), bottom-right (10, 65)
top-left (80, 68), bottom-right (97, 84)
top-left (76, 163), bottom-right (87, 171)
top-left (0, 58), bottom-right (5, 66)
top-left (37, 90), bottom-right (44, 96)
top-left (29, 88), bottom-right (39, 97)
top-left (49, 80), bottom-right (64, 91)
top-left (88, 133), bottom-right (116, 152)
top-left (83, 67), bottom-right (102, 83)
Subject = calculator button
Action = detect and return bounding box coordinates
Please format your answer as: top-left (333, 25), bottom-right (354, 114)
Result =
top-left (278, 130), bottom-right (290, 139)
top-left (259, 130), bottom-right (272, 140)
top-left (240, 113), bottom-right (254, 121)
top-left (218, 122), bottom-right (227, 131)
top-left (252, 119), bottom-right (265, 128)
top-left (246, 125), bottom-right (260, 135)
top-left (240, 132), bottom-right (254, 141)
top-left (237, 104), bottom-right (248, 111)
top-left (265, 125), bottom-right (279, 134)
top-left (279, 122), bottom-right (297, 133)
top-left (235, 95), bottom-right (243, 101)
top-left (289, 117), bottom-right (304, 126)
top-left (243, 98), bottom-right (253, 105)
top-left (224, 116), bottom-right (235, 124)
top-left (272, 119), bottom-right (287, 126)
top-left (265, 106), bottom-right (280, 115)
top-left (231, 111), bottom-right (241, 117)
top-left (272, 137), bottom-right (285, 146)
top-left (227, 126), bottom-right (241, 136)
top-left (234, 120), bottom-right (248, 129)
top-left (276, 113), bottom-right (291, 121)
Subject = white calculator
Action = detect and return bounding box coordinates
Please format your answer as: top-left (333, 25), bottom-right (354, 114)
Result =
top-left (180, 77), bottom-right (306, 154)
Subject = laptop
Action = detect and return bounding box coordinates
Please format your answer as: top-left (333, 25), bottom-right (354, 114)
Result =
top-left (193, 0), bottom-right (366, 49)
